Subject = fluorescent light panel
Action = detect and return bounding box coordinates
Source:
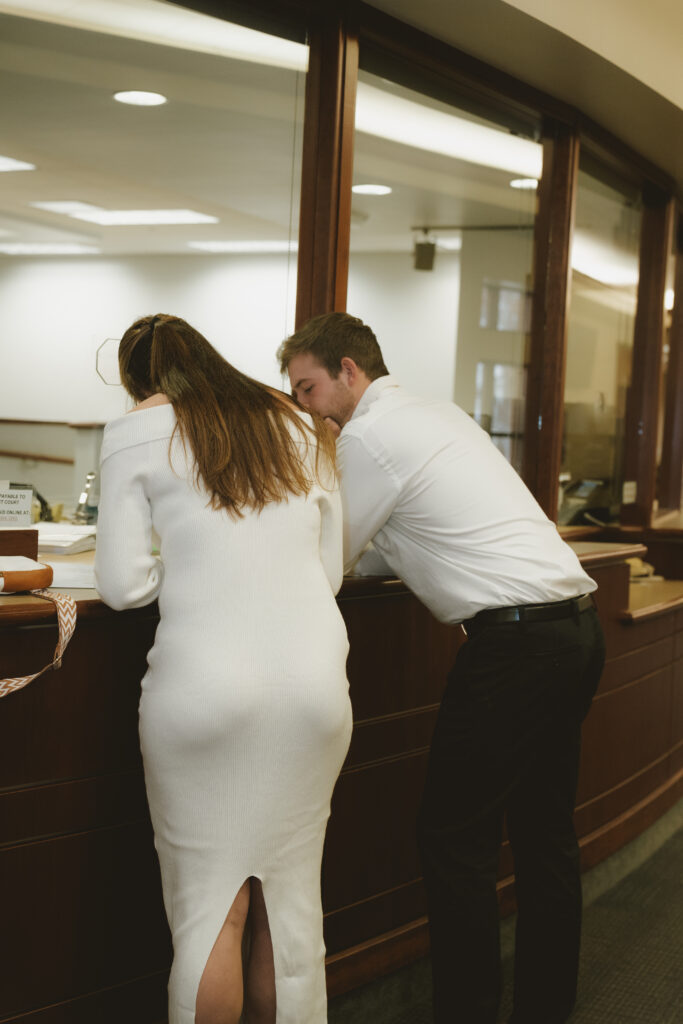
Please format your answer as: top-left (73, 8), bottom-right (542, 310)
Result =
top-left (0, 154), bottom-right (36, 172)
top-left (355, 83), bottom-right (542, 179)
top-left (31, 201), bottom-right (218, 225)
top-left (188, 240), bottom-right (297, 253)
top-left (0, 243), bottom-right (100, 255)
top-left (0, 0), bottom-right (308, 71)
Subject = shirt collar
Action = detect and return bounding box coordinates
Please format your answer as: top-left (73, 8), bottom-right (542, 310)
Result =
top-left (350, 374), bottom-right (400, 422)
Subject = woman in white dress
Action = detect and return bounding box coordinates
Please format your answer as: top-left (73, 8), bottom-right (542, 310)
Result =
top-left (94, 314), bottom-right (352, 1024)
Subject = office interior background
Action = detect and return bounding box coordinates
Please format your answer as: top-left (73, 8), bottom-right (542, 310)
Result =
top-left (1, 2), bottom-right (682, 1022)
top-left (1, 0), bottom-right (681, 530)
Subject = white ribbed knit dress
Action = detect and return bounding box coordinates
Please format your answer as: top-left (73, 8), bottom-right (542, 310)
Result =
top-left (94, 404), bottom-right (352, 1024)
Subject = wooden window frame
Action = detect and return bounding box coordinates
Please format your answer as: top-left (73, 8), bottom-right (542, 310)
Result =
top-left (522, 121), bottom-right (580, 518)
top-left (620, 186), bottom-right (675, 526)
top-left (295, 11), bottom-right (358, 324)
top-left (169, 0), bottom-right (681, 521)
top-left (656, 207), bottom-right (683, 513)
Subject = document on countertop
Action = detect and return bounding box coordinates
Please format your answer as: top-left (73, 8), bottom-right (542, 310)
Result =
top-left (37, 522), bottom-right (96, 554)
top-left (43, 558), bottom-right (96, 589)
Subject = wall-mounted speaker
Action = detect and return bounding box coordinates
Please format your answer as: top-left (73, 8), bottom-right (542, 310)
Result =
top-left (414, 240), bottom-right (435, 271)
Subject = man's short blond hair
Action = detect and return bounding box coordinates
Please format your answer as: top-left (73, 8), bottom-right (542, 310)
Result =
top-left (278, 312), bottom-right (389, 380)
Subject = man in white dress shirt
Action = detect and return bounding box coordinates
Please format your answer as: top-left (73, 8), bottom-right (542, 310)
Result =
top-left (278, 313), bottom-right (605, 1024)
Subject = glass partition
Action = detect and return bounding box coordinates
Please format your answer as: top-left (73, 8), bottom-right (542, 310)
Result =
top-left (346, 62), bottom-right (541, 474)
top-left (651, 218), bottom-right (679, 514)
top-left (559, 162), bottom-right (642, 526)
top-left (0, 0), bottom-right (307, 515)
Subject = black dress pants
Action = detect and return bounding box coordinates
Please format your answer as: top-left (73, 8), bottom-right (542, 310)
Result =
top-left (417, 605), bottom-right (605, 1024)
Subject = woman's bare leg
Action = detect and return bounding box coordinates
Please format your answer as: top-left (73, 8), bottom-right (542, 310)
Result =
top-left (243, 878), bottom-right (276, 1024)
top-left (195, 879), bottom-right (251, 1024)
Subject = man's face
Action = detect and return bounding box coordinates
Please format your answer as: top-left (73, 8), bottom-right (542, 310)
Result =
top-left (287, 352), bottom-right (357, 428)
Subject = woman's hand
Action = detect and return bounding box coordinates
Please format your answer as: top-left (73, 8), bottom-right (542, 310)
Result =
top-left (324, 417), bottom-right (342, 438)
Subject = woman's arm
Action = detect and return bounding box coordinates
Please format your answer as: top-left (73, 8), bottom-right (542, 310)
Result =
top-left (94, 444), bottom-right (163, 610)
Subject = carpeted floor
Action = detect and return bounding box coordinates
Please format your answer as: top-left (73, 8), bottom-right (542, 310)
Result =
top-left (328, 822), bottom-right (683, 1024)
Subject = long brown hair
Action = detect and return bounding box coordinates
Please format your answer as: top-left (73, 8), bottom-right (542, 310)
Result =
top-left (119, 314), bottom-right (336, 516)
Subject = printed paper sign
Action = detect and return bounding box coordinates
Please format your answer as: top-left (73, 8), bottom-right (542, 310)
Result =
top-left (0, 482), bottom-right (33, 526)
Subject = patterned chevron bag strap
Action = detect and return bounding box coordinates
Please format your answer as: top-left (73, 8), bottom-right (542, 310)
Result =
top-left (0, 589), bottom-right (77, 698)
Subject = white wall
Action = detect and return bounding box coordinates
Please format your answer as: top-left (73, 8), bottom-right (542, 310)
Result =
top-left (346, 250), bottom-right (460, 401)
top-left (454, 229), bottom-right (533, 414)
top-left (1, 248), bottom-right (463, 507)
top-left (0, 252), bottom-right (298, 423)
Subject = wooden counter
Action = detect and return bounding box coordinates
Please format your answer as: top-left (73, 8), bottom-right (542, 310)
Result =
top-left (2, 541), bottom-right (683, 1021)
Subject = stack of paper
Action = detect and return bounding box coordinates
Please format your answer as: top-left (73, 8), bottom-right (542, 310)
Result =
top-left (37, 522), bottom-right (97, 555)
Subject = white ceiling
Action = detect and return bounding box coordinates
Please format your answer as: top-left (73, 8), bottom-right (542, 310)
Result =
top-left (0, 3), bottom-right (544, 259)
top-left (0, 0), bottom-right (665, 265)
top-left (371, 0), bottom-right (683, 191)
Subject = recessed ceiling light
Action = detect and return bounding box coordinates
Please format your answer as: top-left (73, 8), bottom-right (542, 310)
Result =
top-left (510, 178), bottom-right (538, 190)
top-left (665, 288), bottom-right (675, 311)
top-left (0, 243), bottom-right (100, 255)
top-left (352, 184), bottom-right (392, 196)
top-left (113, 91), bottom-right (168, 106)
top-left (188, 240), bottom-right (298, 253)
top-left (0, 155), bottom-right (36, 172)
top-left (31, 201), bottom-right (217, 226)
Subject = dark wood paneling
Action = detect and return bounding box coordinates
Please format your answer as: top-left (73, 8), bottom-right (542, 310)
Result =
top-left (578, 769), bottom-right (683, 873)
top-left (621, 190), bottom-right (675, 525)
top-left (323, 752), bottom-right (428, 921)
top-left (326, 917), bottom-right (429, 1000)
top-left (522, 121), bottom-right (579, 516)
top-left (0, 529), bottom-right (38, 558)
top-left (0, 973), bottom-right (168, 1024)
top-left (0, 616), bottom-right (156, 789)
top-left (578, 666), bottom-right (673, 802)
top-left (341, 592), bottom-right (459, 720)
top-left (3, 554), bottom-right (683, 1012)
top-left (0, 826), bottom-right (171, 1021)
top-left (0, 771), bottom-right (148, 847)
top-left (324, 877), bottom-right (426, 955)
top-left (345, 705), bottom-right (439, 768)
top-left (575, 753), bottom-right (673, 838)
top-left (598, 635), bottom-right (674, 695)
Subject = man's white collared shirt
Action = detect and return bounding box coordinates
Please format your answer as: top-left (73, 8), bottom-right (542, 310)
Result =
top-left (337, 376), bottom-right (596, 625)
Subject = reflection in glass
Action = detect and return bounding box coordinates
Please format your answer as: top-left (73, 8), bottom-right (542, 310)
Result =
top-left (346, 67), bottom-right (540, 474)
top-left (654, 240), bottom-right (677, 512)
top-left (559, 165), bottom-right (642, 525)
top-left (0, 2), bottom-right (307, 512)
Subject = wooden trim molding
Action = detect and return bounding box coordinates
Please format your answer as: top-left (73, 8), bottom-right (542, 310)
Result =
top-left (326, 917), bottom-right (429, 998)
top-left (621, 189), bottom-right (675, 526)
top-left (0, 449), bottom-right (74, 465)
top-left (522, 120), bottom-right (580, 517)
top-left (295, 11), bottom-right (358, 325)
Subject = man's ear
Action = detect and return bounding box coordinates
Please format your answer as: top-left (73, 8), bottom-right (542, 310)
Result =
top-left (340, 356), bottom-right (360, 382)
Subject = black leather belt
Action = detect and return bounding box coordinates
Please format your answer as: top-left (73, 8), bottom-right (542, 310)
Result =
top-left (463, 593), bottom-right (594, 636)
